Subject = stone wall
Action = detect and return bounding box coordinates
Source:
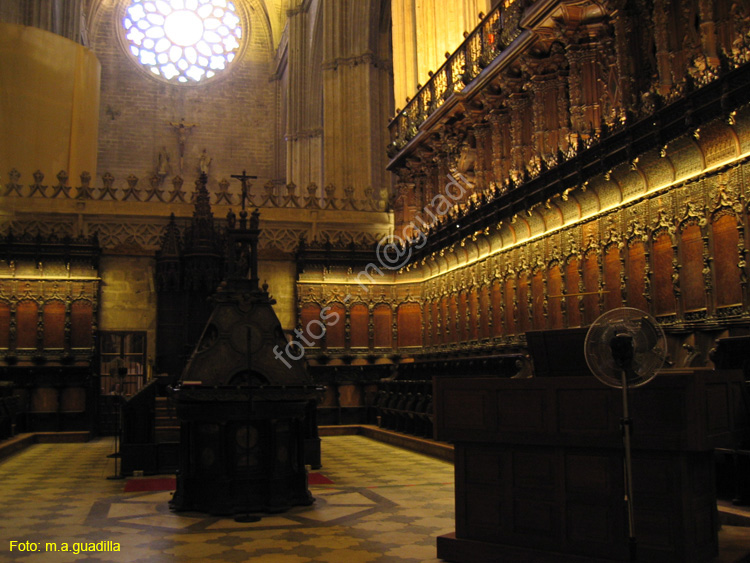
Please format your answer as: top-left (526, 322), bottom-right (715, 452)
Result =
top-left (88, 0), bottom-right (279, 188)
top-left (99, 256), bottom-right (157, 360)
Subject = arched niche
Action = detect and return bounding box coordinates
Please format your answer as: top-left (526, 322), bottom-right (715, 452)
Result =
top-left (349, 303), bottom-right (369, 348)
top-left (70, 300), bottom-right (94, 348)
top-left (439, 296), bottom-right (449, 345)
top-left (626, 240), bottom-right (649, 312)
top-left (467, 286), bottom-right (479, 341)
top-left (712, 212), bottom-right (742, 309)
top-left (299, 303), bottom-right (322, 348)
top-left (372, 304), bottom-right (392, 348)
top-left (0, 301), bottom-right (9, 348)
top-left (397, 302), bottom-right (422, 348)
top-left (16, 300), bottom-right (39, 349)
top-left (679, 222), bottom-right (707, 314)
top-left (457, 291), bottom-right (468, 342)
top-left (325, 303), bottom-right (346, 348)
top-left (447, 294), bottom-right (458, 343)
top-left (652, 231), bottom-right (677, 317)
top-left (582, 251), bottom-right (600, 324)
top-left (42, 299), bottom-right (66, 349)
top-left (603, 244), bottom-right (623, 312)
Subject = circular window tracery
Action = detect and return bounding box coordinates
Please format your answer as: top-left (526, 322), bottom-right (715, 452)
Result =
top-left (122, 0), bottom-right (243, 84)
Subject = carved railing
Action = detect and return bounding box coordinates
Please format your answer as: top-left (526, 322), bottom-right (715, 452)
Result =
top-left (0, 168), bottom-right (388, 212)
top-left (387, 0), bottom-right (526, 157)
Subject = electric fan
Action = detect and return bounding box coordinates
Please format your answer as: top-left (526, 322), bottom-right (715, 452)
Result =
top-left (584, 307), bottom-right (667, 561)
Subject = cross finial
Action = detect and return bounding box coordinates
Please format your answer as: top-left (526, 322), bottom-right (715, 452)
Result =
top-left (230, 169), bottom-right (258, 212)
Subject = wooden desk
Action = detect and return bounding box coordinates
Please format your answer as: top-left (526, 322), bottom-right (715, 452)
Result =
top-left (434, 370), bottom-right (748, 563)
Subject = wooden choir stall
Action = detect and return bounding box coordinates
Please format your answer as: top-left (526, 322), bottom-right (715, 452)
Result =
top-left (434, 329), bottom-right (749, 563)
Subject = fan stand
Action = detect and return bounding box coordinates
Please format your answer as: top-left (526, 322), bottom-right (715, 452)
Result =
top-left (611, 333), bottom-right (637, 562)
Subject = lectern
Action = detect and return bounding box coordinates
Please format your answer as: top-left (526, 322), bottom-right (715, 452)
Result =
top-left (434, 369), bottom-right (748, 562)
top-left (170, 202), bottom-right (318, 515)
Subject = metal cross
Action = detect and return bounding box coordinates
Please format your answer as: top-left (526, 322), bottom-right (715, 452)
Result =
top-left (230, 170), bottom-right (258, 211)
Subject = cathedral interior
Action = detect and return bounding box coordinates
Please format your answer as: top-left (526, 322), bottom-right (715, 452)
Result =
top-left (2, 0), bottom-right (750, 561)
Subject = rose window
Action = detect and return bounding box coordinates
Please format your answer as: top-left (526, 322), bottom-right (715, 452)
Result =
top-left (122, 0), bottom-right (243, 83)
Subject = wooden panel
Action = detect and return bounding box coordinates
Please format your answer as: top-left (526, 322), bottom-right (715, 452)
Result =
top-left (479, 285), bottom-right (490, 339)
top-left (583, 254), bottom-right (600, 324)
top-left (516, 274), bottom-right (530, 334)
top-left (627, 242), bottom-right (648, 312)
top-left (349, 303), bottom-right (369, 348)
top-left (558, 389), bottom-right (613, 433)
top-left (16, 300), bottom-right (38, 348)
top-left (325, 303), bottom-right (346, 348)
top-left (495, 280), bottom-right (507, 336)
top-left (713, 214), bottom-right (742, 307)
top-left (565, 259), bottom-right (582, 327)
top-left (43, 300), bottom-right (66, 348)
top-left (448, 295), bottom-right (458, 343)
top-left (423, 301), bottom-right (432, 346)
top-left (603, 246), bottom-right (622, 311)
top-left (458, 293), bottom-right (468, 342)
top-left (70, 300), bottom-right (93, 348)
top-left (468, 289), bottom-right (479, 340)
top-left (547, 266), bottom-right (563, 329)
top-left (497, 389), bottom-right (546, 431)
top-left (338, 383), bottom-right (363, 407)
top-left (373, 304), bottom-right (392, 348)
top-left (300, 303), bottom-right (322, 347)
top-left (653, 233), bottom-right (676, 316)
top-left (431, 301), bottom-right (440, 346)
top-left (503, 278), bottom-right (515, 335)
top-left (565, 454), bottom-right (612, 495)
top-left (439, 297), bottom-right (448, 344)
top-left (30, 387), bottom-right (58, 412)
top-left (0, 301), bottom-right (9, 348)
top-left (59, 387), bottom-right (86, 412)
top-left (531, 271), bottom-right (545, 329)
top-left (681, 224), bottom-right (707, 312)
top-left (397, 302), bottom-right (422, 348)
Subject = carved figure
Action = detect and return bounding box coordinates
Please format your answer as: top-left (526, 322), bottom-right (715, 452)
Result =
top-left (157, 147), bottom-right (171, 178)
top-left (199, 149), bottom-right (212, 174)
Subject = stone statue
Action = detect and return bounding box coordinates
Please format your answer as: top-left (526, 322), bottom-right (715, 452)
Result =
top-left (199, 149), bottom-right (212, 174)
top-left (157, 147), bottom-right (171, 178)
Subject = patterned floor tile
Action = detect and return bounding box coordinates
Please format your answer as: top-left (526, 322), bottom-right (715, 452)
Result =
top-left (1, 436), bottom-right (455, 562)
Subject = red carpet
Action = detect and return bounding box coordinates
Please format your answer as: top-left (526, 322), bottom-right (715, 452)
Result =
top-left (307, 472), bottom-right (334, 485)
top-left (124, 477), bottom-right (175, 492)
top-left (124, 473), bottom-right (333, 492)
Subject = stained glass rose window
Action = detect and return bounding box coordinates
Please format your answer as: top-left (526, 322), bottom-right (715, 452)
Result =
top-left (122, 0), bottom-right (243, 83)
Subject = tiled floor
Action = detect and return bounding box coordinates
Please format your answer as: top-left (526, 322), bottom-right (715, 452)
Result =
top-left (0, 436), bottom-right (455, 563)
top-left (2, 435), bottom-right (750, 563)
